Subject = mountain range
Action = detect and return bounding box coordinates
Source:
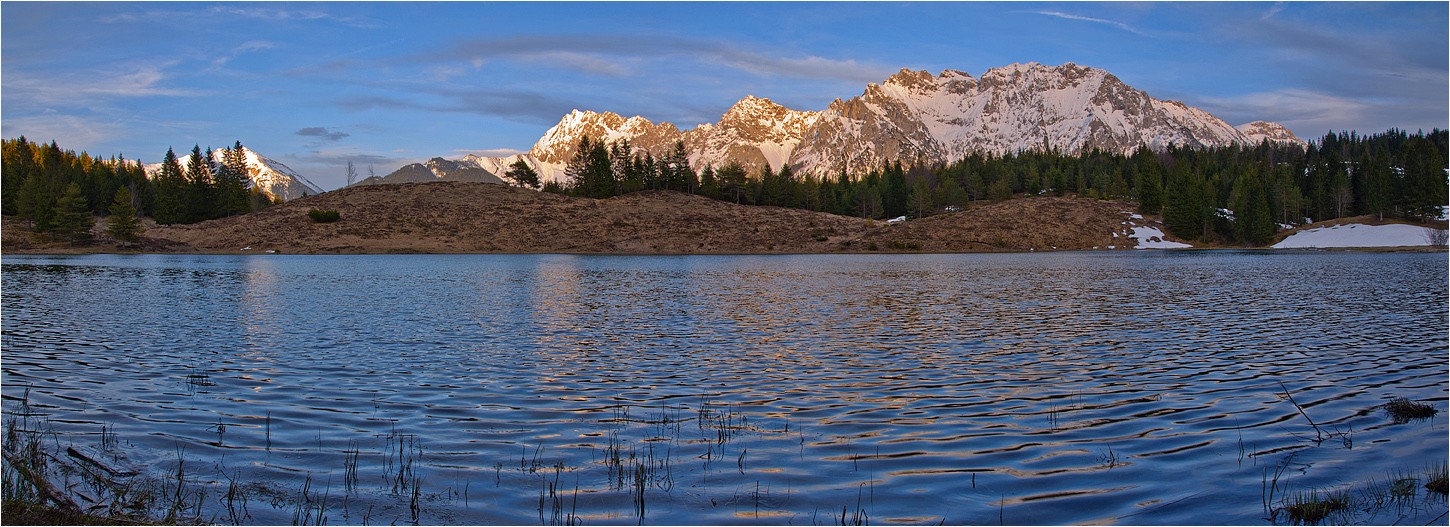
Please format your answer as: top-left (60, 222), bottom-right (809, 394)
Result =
top-left (386, 61), bottom-right (1303, 187)
top-left (176, 61), bottom-right (1304, 194)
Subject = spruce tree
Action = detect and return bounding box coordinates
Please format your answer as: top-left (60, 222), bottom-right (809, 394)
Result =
top-left (1163, 165), bottom-right (1203, 240)
top-left (153, 147), bottom-right (187, 224)
top-left (504, 159), bottom-right (542, 189)
top-left (1232, 166), bottom-right (1276, 245)
top-left (51, 182), bottom-right (94, 243)
top-left (107, 187), bottom-right (142, 245)
top-left (184, 145), bottom-right (215, 222)
top-left (717, 162), bottom-right (748, 203)
top-left (17, 167), bottom-right (54, 231)
top-left (2, 137), bottom-right (38, 215)
top-left (698, 164), bottom-right (719, 199)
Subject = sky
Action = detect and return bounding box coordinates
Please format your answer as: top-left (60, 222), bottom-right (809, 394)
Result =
top-left (3, 2), bottom-right (1447, 191)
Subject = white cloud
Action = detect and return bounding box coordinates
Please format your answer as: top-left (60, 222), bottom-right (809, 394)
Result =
top-left (455, 148), bottom-right (528, 157)
top-left (213, 40), bottom-right (280, 67)
top-left (405, 35), bottom-right (891, 83)
top-left (4, 62), bottom-right (199, 107)
top-left (1261, 2), bottom-right (1286, 20)
top-left (1197, 89), bottom-right (1370, 131)
top-left (1029, 11), bottom-right (1148, 36)
top-left (1, 114), bottom-right (129, 148)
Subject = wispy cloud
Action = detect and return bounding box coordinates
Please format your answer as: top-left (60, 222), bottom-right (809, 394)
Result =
top-left (0, 113), bottom-right (129, 149)
top-left (1029, 11), bottom-right (1148, 36)
top-left (3, 62), bottom-right (199, 107)
top-left (1261, 2), bottom-right (1286, 20)
top-left (455, 148), bottom-right (528, 157)
top-left (339, 87), bottom-right (595, 126)
top-left (98, 5), bottom-right (373, 28)
top-left (212, 40), bottom-right (278, 67)
top-left (206, 6), bottom-right (376, 28)
top-left (400, 34), bottom-right (890, 82)
top-left (1196, 89), bottom-right (1370, 130)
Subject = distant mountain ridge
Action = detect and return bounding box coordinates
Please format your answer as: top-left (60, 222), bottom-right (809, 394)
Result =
top-left (401, 62), bottom-right (1306, 186)
top-left (353, 157), bottom-right (506, 187)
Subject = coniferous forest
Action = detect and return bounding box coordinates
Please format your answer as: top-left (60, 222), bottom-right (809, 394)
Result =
top-left (4, 128), bottom-right (1445, 247)
top-left (1, 138), bottom-right (277, 241)
top-left (555, 129), bottom-right (1447, 246)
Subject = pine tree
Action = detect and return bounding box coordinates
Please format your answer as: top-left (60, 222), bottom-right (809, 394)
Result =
top-left (1232, 166), bottom-right (1276, 245)
top-left (698, 164), bottom-right (719, 199)
top-left (663, 141), bottom-right (694, 193)
top-left (718, 162), bottom-right (748, 204)
top-left (153, 147), bottom-right (187, 224)
top-left (51, 182), bottom-right (94, 243)
top-left (504, 159), bottom-right (542, 189)
top-left (1402, 137), bottom-right (1448, 221)
top-left (1163, 165), bottom-right (1203, 240)
top-left (107, 186), bottom-right (142, 245)
top-left (184, 145), bottom-right (216, 222)
top-left (2, 137), bottom-right (38, 215)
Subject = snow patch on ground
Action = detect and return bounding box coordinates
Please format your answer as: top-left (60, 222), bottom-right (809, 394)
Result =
top-left (1271, 223), bottom-right (1447, 248)
top-left (1129, 226), bottom-right (1193, 249)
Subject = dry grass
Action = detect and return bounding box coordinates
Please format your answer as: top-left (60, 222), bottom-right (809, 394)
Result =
top-left (4, 183), bottom-right (1178, 255)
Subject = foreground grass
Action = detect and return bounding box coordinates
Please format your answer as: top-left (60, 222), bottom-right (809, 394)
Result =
top-left (1, 498), bottom-right (153, 526)
top-left (1267, 461), bottom-right (1449, 525)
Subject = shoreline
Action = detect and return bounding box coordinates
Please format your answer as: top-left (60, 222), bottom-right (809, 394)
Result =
top-left (4, 184), bottom-right (1445, 257)
top-left (3, 245), bottom-right (1445, 257)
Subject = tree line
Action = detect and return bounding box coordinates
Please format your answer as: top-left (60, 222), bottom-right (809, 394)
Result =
top-left (5, 128), bottom-right (1444, 247)
top-left (2, 137), bottom-right (279, 241)
top-left (549, 129), bottom-right (1447, 246)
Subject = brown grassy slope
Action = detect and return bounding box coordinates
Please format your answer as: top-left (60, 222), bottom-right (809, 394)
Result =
top-left (113, 183), bottom-right (1183, 254)
top-left (146, 182), bottom-right (872, 254)
top-left (858, 196), bottom-right (1168, 251)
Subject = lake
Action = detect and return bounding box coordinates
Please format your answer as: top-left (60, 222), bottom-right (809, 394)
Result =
top-left (2, 252), bottom-right (1445, 525)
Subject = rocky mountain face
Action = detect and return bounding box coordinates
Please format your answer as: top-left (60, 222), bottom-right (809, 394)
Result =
top-left (469, 62), bottom-right (1307, 184)
top-left (145, 147), bottom-right (323, 201)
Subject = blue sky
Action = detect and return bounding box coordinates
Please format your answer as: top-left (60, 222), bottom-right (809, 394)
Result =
top-left (3, 2), bottom-right (1446, 191)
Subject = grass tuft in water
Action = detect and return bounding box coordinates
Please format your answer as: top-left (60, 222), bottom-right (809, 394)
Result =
top-left (1281, 488), bottom-right (1350, 525)
top-left (1426, 461), bottom-right (1448, 496)
top-left (1383, 397), bottom-right (1438, 423)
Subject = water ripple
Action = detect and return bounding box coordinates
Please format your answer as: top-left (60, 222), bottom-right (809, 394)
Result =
top-left (2, 252), bottom-right (1445, 525)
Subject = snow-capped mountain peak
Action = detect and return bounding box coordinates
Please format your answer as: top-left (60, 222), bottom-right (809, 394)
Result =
top-left (463, 62), bottom-right (1304, 185)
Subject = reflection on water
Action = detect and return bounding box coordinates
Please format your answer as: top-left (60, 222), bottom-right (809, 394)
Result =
top-left (2, 252), bottom-right (1446, 525)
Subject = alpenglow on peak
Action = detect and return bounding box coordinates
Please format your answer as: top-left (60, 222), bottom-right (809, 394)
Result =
top-left (458, 62), bottom-right (1303, 186)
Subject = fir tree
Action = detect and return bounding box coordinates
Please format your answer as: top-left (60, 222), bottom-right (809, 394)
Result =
top-left (1232, 166), bottom-right (1276, 245)
top-left (106, 186), bottom-right (142, 245)
top-left (717, 162), bottom-right (748, 204)
top-left (51, 182), bottom-right (94, 243)
top-left (504, 159), bottom-right (542, 189)
top-left (153, 147), bottom-right (187, 224)
top-left (698, 164), bottom-right (720, 200)
top-left (1163, 164), bottom-right (1203, 240)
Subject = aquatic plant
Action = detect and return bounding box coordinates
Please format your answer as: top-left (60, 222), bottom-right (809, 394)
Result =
top-left (1383, 397), bottom-right (1438, 423)
top-left (1281, 488), bottom-right (1350, 525)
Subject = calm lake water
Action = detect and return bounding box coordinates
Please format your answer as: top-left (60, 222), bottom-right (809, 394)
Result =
top-left (2, 252), bottom-right (1446, 525)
